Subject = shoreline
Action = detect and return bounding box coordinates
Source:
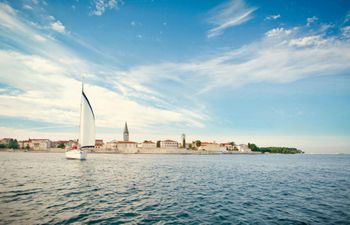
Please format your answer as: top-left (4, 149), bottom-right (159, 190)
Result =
top-left (0, 149), bottom-right (262, 155)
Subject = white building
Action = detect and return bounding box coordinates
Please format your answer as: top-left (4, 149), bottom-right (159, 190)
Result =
top-left (139, 140), bottom-right (156, 149)
top-left (117, 141), bottom-right (138, 153)
top-left (105, 140), bottom-right (118, 150)
top-left (30, 139), bottom-right (51, 150)
top-left (160, 140), bottom-right (178, 149)
top-left (198, 142), bottom-right (221, 151)
top-left (220, 143), bottom-right (235, 151)
top-left (237, 144), bottom-right (251, 152)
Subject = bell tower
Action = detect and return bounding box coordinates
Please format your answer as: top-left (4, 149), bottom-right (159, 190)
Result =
top-left (123, 122), bottom-right (129, 141)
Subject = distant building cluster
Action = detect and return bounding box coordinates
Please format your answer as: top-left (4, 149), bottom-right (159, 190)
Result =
top-left (0, 122), bottom-right (252, 153)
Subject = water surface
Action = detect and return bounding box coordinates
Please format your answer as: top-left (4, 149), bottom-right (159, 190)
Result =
top-left (0, 152), bottom-right (349, 224)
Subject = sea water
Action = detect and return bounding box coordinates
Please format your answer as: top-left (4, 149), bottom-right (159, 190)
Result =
top-left (0, 152), bottom-right (349, 224)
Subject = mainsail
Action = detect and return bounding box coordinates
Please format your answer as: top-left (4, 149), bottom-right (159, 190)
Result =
top-left (79, 89), bottom-right (95, 148)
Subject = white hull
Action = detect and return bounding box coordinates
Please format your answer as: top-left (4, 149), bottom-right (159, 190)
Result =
top-left (65, 150), bottom-right (87, 160)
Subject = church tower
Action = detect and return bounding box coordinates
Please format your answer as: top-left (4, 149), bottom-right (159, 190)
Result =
top-left (182, 133), bottom-right (186, 148)
top-left (123, 122), bottom-right (129, 141)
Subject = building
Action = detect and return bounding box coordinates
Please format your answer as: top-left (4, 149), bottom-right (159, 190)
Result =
top-left (0, 138), bottom-right (11, 145)
top-left (160, 140), bottom-right (178, 149)
top-left (51, 140), bottom-right (78, 149)
top-left (95, 139), bottom-right (104, 149)
top-left (28, 139), bottom-right (51, 150)
top-left (220, 142), bottom-right (235, 151)
top-left (198, 142), bottom-right (221, 151)
top-left (52, 140), bottom-right (69, 148)
top-left (18, 140), bottom-right (31, 149)
top-left (123, 122), bottom-right (129, 141)
top-left (139, 140), bottom-right (156, 149)
top-left (117, 141), bottom-right (138, 153)
top-left (105, 140), bottom-right (118, 151)
top-left (237, 144), bottom-right (251, 152)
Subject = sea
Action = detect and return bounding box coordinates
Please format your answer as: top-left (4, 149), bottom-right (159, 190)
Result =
top-left (0, 152), bottom-right (349, 224)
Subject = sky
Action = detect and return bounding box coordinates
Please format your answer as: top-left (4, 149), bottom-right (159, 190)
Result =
top-left (0, 0), bottom-right (350, 153)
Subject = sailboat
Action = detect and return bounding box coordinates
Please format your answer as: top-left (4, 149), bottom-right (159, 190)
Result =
top-left (65, 83), bottom-right (95, 160)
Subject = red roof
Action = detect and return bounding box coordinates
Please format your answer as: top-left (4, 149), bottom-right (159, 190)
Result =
top-left (201, 142), bottom-right (218, 145)
top-left (117, 141), bottom-right (137, 144)
top-left (30, 139), bottom-right (50, 141)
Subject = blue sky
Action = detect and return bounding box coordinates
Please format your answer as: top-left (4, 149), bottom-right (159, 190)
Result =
top-left (0, 0), bottom-right (350, 153)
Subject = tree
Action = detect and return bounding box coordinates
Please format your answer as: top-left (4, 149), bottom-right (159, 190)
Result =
top-left (57, 143), bottom-right (65, 149)
top-left (195, 140), bottom-right (201, 147)
top-left (248, 143), bottom-right (259, 152)
top-left (25, 144), bottom-right (30, 150)
top-left (8, 139), bottom-right (19, 149)
top-left (156, 140), bottom-right (161, 148)
top-left (0, 144), bottom-right (6, 148)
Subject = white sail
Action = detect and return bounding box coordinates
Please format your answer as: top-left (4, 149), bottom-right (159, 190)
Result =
top-left (79, 90), bottom-right (95, 148)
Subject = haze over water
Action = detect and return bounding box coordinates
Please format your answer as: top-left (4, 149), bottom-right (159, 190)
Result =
top-left (1, 152), bottom-right (349, 224)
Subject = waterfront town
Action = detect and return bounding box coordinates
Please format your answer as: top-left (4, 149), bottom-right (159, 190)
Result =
top-left (0, 122), bottom-right (254, 154)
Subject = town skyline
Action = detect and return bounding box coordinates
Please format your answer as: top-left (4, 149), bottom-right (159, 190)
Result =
top-left (0, 1), bottom-right (350, 154)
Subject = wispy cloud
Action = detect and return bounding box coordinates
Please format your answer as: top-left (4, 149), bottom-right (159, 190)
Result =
top-left (265, 14), bottom-right (281, 20)
top-left (345, 11), bottom-right (350, 23)
top-left (307, 16), bottom-right (318, 26)
top-left (0, 3), bottom-right (206, 138)
top-left (120, 24), bottom-right (350, 93)
top-left (50, 20), bottom-right (65, 33)
top-left (265, 27), bottom-right (295, 38)
top-left (288, 35), bottom-right (328, 47)
top-left (207, 0), bottom-right (257, 38)
top-left (90, 0), bottom-right (122, 16)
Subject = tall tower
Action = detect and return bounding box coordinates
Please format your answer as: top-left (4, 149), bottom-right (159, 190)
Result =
top-left (123, 122), bottom-right (129, 141)
top-left (182, 133), bottom-right (186, 148)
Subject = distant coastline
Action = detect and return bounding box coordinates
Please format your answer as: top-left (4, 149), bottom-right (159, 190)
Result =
top-left (0, 148), bottom-right (264, 155)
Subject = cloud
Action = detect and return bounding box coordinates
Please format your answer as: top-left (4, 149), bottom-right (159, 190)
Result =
top-left (265, 14), bottom-right (281, 20)
top-left (23, 4), bottom-right (33, 10)
top-left (288, 35), bottom-right (328, 47)
top-left (265, 27), bottom-right (295, 38)
top-left (90, 0), bottom-right (121, 16)
top-left (0, 3), bottom-right (206, 137)
top-left (207, 0), bottom-right (257, 38)
top-left (119, 25), bottom-right (350, 93)
top-left (341, 26), bottom-right (350, 38)
top-left (307, 16), bottom-right (318, 26)
top-left (50, 20), bottom-right (65, 33)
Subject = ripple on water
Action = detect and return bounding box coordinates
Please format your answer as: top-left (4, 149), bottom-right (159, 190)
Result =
top-left (0, 153), bottom-right (350, 224)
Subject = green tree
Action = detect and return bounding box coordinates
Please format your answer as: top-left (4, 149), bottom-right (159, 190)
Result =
top-left (25, 144), bottom-right (30, 150)
top-left (195, 140), bottom-right (201, 147)
top-left (0, 144), bottom-right (6, 148)
top-left (259, 147), bottom-right (303, 154)
top-left (248, 143), bottom-right (259, 152)
top-left (57, 143), bottom-right (65, 149)
top-left (156, 140), bottom-right (161, 148)
top-left (8, 139), bottom-right (19, 149)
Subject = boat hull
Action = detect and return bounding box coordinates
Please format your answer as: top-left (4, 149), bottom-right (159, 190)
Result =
top-left (65, 150), bottom-right (87, 160)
